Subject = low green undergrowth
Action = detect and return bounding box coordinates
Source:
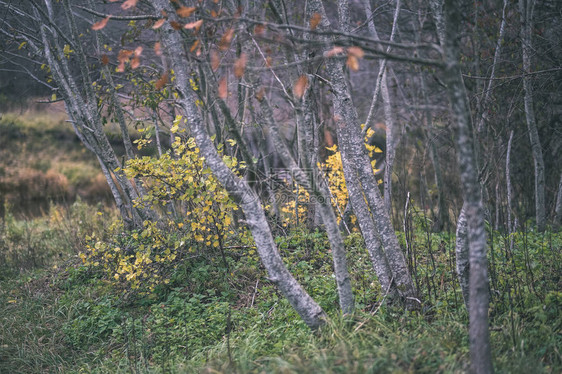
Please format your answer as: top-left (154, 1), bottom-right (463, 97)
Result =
top-left (1, 208), bottom-right (560, 373)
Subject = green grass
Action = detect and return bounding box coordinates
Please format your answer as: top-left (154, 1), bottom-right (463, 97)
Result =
top-left (1, 209), bottom-right (560, 373)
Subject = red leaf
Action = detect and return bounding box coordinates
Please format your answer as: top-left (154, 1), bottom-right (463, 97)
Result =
top-left (293, 75), bottom-right (308, 98)
top-left (154, 42), bottom-right (162, 56)
top-left (309, 13), bottom-right (322, 30)
top-left (210, 50), bottom-right (220, 71)
top-left (219, 28), bottom-right (234, 51)
top-left (190, 39), bottom-right (200, 52)
top-left (92, 16), bottom-right (110, 31)
top-left (346, 55), bottom-right (359, 71)
top-left (130, 56), bottom-right (140, 69)
top-left (184, 19), bottom-right (203, 31)
top-left (324, 46), bottom-right (344, 57)
top-left (347, 46), bottom-right (364, 58)
top-left (233, 53), bottom-right (247, 78)
top-left (177, 6), bottom-right (196, 17)
top-left (218, 77), bottom-right (228, 99)
top-left (117, 49), bottom-right (133, 63)
top-left (155, 72), bottom-right (169, 90)
top-left (152, 18), bottom-right (166, 29)
top-left (121, 0), bottom-right (137, 10)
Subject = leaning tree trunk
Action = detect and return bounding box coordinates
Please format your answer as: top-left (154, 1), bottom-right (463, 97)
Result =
top-left (257, 88), bottom-right (355, 314)
top-left (31, 0), bottom-right (156, 229)
top-left (519, 0), bottom-right (546, 232)
top-left (152, 0), bottom-right (326, 329)
top-left (433, 0), bottom-right (494, 372)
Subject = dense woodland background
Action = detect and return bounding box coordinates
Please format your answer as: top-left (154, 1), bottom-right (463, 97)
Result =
top-left (0, 0), bottom-right (561, 373)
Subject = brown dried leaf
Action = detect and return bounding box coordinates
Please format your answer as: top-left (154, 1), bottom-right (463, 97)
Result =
top-left (309, 13), bottom-right (322, 30)
top-left (170, 21), bottom-right (182, 30)
top-left (177, 6), bottom-right (196, 17)
top-left (116, 61), bottom-right (126, 72)
top-left (154, 42), bottom-right (162, 56)
top-left (265, 56), bottom-right (272, 67)
top-left (293, 75), bottom-right (308, 98)
top-left (211, 50), bottom-right (220, 71)
top-left (117, 49), bottom-right (133, 63)
top-left (211, 10), bottom-right (218, 18)
top-left (130, 56), bottom-right (140, 69)
top-left (255, 87), bottom-right (265, 101)
top-left (92, 16), bottom-right (110, 31)
top-left (347, 46), bottom-right (364, 58)
top-left (155, 72), bottom-right (169, 90)
top-left (346, 55), bottom-right (359, 71)
top-left (324, 46), bottom-right (344, 57)
top-left (219, 28), bottom-right (234, 51)
top-left (101, 54), bottom-right (109, 66)
top-left (152, 18), bottom-right (166, 29)
top-left (254, 23), bottom-right (266, 36)
top-left (190, 39), bottom-right (200, 52)
top-left (218, 76), bottom-right (228, 99)
top-left (121, 0), bottom-right (137, 10)
top-left (233, 53), bottom-right (247, 78)
top-left (184, 19), bottom-right (203, 31)
top-left (134, 46), bottom-right (143, 57)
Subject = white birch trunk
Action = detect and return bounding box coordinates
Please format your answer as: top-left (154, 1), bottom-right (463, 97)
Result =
top-left (152, 0), bottom-right (326, 329)
top-left (519, 0), bottom-right (546, 232)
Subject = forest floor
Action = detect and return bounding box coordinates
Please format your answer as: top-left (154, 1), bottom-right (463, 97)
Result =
top-left (1, 112), bottom-right (561, 373)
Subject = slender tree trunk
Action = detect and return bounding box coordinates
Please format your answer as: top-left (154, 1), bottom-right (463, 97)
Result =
top-left (554, 173), bottom-right (562, 228)
top-left (309, 0), bottom-right (417, 307)
top-left (257, 90), bottom-right (355, 314)
top-left (152, 0), bottom-right (326, 329)
top-left (506, 130), bottom-right (515, 245)
top-left (519, 0), bottom-right (546, 232)
top-left (434, 0), bottom-right (494, 372)
top-left (362, 0), bottom-right (401, 214)
top-left (476, 0), bottom-right (508, 134)
top-left (456, 202), bottom-right (470, 308)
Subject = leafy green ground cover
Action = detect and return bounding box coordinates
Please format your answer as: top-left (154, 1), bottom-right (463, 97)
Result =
top-left (1, 201), bottom-right (560, 373)
top-left (1, 112), bottom-right (560, 373)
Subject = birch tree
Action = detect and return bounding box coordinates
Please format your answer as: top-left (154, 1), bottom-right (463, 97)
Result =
top-left (432, 0), bottom-right (494, 372)
top-left (518, 0), bottom-right (546, 232)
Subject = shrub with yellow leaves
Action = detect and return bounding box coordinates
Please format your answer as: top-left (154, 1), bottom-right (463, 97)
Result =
top-left (80, 134), bottom-right (240, 295)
